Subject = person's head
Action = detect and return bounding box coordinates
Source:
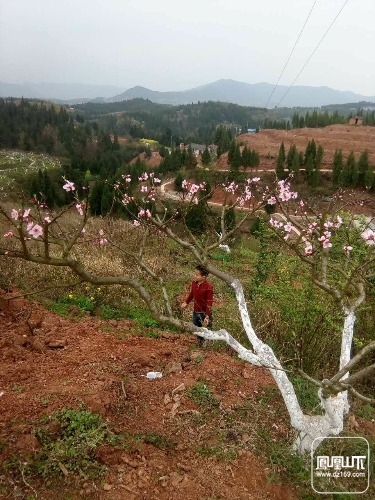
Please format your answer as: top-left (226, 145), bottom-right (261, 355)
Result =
top-left (194, 265), bottom-right (209, 282)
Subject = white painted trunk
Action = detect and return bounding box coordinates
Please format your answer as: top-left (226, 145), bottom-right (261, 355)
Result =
top-left (197, 280), bottom-right (358, 454)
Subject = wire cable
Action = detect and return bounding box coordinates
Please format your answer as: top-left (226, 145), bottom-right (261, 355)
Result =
top-left (275, 0), bottom-right (351, 108)
top-left (265, 0), bottom-right (317, 108)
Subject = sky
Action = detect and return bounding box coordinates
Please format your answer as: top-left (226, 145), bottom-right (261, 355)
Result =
top-left (0, 0), bottom-right (374, 96)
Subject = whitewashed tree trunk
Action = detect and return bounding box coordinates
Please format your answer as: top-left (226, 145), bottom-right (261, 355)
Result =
top-left (197, 276), bottom-right (362, 454)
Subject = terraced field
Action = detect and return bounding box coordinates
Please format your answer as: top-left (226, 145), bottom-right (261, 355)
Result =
top-left (0, 150), bottom-right (61, 192)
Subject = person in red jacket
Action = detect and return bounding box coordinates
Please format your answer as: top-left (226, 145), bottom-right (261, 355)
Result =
top-left (181, 265), bottom-right (213, 346)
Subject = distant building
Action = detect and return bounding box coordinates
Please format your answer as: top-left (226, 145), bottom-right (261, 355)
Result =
top-left (247, 128), bottom-right (257, 133)
top-left (348, 116), bottom-right (363, 126)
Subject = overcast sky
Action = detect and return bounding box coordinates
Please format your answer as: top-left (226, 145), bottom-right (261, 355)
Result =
top-left (0, 0), bottom-right (374, 95)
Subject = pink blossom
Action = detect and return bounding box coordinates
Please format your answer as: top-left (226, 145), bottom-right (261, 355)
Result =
top-left (122, 194), bottom-right (134, 205)
top-left (267, 196), bottom-right (276, 205)
top-left (10, 209), bottom-right (19, 220)
top-left (23, 208), bottom-right (31, 219)
top-left (75, 204), bottom-right (84, 216)
top-left (284, 223), bottom-right (294, 233)
top-left (28, 224), bottom-right (43, 239)
top-left (181, 180), bottom-right (188, 189)
top-left (133, 220), bottom-right (141, 227)
top-left (188, 184), bottom-right (200, 196)
top-left (27, 221), bottom-right (34, 231)
top-left (138, 172), bottom-right (148, 181)
top-left (251, 177), bottom-right (260, 183)
top-left (269, 218), bottom-right (283, 229)
top-left (153, 177), bottom-right (161, 184)
top-left (99, 238), bottom-right (108, 245)
top-left (63, 180), bottom-right (75, 192)
top-left (322, 239), bottom-right (332, 248)
top-left (138, 209), bottom-right (145, 217)
top-left (224, 182), bottom-right (238, 194)
top-left (4, 231), bottom-right (14, 238)
top-left (279, 190), bottom-right (292, 202)
top-left (304, 243), bottom-right (313, 255)
top-left (343, 245), bottom-right (353, 255)
top-left (140, 185), bottom-right (148, 193)
top-left (44, 216), bottom-right (51, 223)
top-left (99, 229), bottom-right (105, 236)
top-left (361, 229), bottom-right (375, 245)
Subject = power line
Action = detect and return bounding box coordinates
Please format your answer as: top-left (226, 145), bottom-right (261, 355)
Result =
top-left (265, 0), bottom-right (317, 108)
top-left (275, 0), bottom-right (351, 109)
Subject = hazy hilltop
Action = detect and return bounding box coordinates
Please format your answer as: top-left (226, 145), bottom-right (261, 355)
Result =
top-left (111, 79), bottom-right (375, 107)
top-left (1, 79), bottom-right (375, 107)
top-left (0, 82), bottom-right (123, 101)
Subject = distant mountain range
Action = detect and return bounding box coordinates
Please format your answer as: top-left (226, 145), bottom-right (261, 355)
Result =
top-left (1, 79), bottom-right (375, 108)
top-left (0, 82), bottom-right (122, 101)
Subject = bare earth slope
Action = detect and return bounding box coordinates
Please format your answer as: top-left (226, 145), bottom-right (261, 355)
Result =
top-left (240, 125), bottom-right (375, 166)
top-left (0, 290), bottom-right (297, 500)
top-left (217, 125), bottom-right (375, 171)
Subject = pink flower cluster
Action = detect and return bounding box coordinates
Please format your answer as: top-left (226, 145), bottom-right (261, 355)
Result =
top-left (277, 180), bottom-right (298, 202)
top-left (63, 180), bottom-right (75, 192)
top-left (98, 229), bottom-right (107, 245)
top-left (181, 180), bottom-right (205, 199)
top-left (138, 209), bottom-right (152, 218)
top-left (361, 229), bottom-right (375, 245)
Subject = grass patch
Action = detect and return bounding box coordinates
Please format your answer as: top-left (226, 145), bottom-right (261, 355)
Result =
top-left (186, 381), bottom-right (218, 409)
top-left (50, 293), bottom-right (96, 317)
top-left (196, 443), bottom-right (237, 461)
top-left (290, 375), bottom-right (323, 415)
top-left (124, 306), bottom-right (161, 328)
top-left (141, 433), bottom-right (176, 450)
top-left (3, 408), bottom-right (108, 481)
top-left (99, 304), bottom-right (126, 320)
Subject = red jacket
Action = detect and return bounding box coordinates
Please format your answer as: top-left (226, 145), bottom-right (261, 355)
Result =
top-left (185, 280), bottom-right (213, 316)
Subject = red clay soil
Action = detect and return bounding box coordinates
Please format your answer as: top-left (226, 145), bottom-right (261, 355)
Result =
top-left (216, 125), bottom-right (375, 171)
top-left (0, 289), bottom-right (298, 500)
top-left (130, 152), bottom-right (163, 169)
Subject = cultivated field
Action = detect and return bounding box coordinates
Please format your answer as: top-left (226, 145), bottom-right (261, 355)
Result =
top-left (0, 150), bottom-right (61, 191)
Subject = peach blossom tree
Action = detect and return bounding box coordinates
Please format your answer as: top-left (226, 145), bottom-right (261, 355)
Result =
top-left (0, 175), bottom-right (374, 454)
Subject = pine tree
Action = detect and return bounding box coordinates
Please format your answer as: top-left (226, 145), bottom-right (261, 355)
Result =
top-left (201, 147), bottom-right (211, 166)
top-left (275, 142), bottom-right (286, 179)
top-left (310, 139), bottom-right (317, 160)
top-left (305, 154), bottom-right (314, 184)
top-left (346, 151), bottom-right (357, 187)
top-left (174, 171), bottom-right (184, 192)
top-left (291, 150), bottom-right (300, 181)
top-left (332, 150), bottom-right (343, 187)
top-left (242, 146), bottom-right (251, 169)
top-left (315, 145), bottom-right (324, 170)
top-left (287, 144), bottom-right (297, 170)
top-left (101, 184), bottom-right (113, 215)
top-left (89, 181), bottom-right (104, 215)
top-left (364, 165), bottom-right (374, 190)
top-left (358, 150), bottom-right (369, 187)
top-left (185, 198), bottom-right (207, 234)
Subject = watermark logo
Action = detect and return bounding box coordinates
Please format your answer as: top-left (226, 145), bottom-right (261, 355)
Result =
top-left (311, 437), bottom-right (370, 495)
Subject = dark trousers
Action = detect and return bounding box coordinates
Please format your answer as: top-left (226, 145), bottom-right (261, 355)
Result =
top-left (193, 311), bottom-right (212, 346)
